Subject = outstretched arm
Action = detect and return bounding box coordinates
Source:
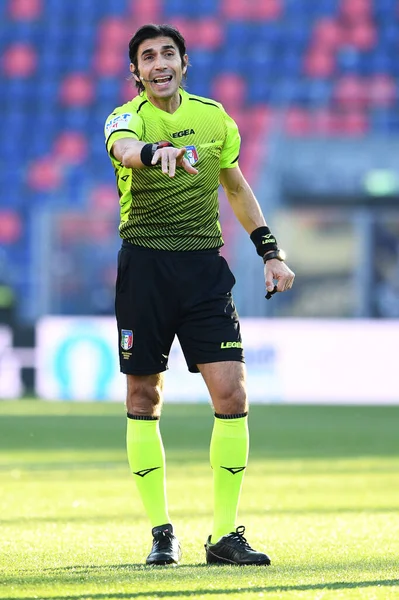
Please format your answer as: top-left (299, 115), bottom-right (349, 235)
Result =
top-left (220, 166), bottom-right (295, 295)
top-left (111, 138), bottom-right (198, 177)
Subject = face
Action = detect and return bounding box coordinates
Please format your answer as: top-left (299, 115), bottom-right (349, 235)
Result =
top-left (132, 36), bottom-right (188, 101)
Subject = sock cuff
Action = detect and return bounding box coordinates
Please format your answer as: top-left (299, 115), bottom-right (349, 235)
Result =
top-left (214, 412), bottom-right (248, 420)
top-left (127, 413), bottom-right (159, 421)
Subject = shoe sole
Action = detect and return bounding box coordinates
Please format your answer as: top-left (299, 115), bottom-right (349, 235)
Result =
top-left (146, 559), bottom-right (179, 566)
top-left (206, 549), bottom-right (271, 566)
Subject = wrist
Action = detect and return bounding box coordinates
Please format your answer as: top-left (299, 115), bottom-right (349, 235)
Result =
top-left (140, 141), bottom-right (174, 167)
top-left (263, 249), bottom-right (286, 263)
top-left (250, 226), bottom-right (278, 257)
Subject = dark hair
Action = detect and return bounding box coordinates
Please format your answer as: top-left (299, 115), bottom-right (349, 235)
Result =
top-left (129, 24), bottom-right (187, 93)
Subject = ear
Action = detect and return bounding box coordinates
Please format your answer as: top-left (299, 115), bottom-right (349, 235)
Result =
top-left (182, 54), bottom-right (189, 75)
top-left (130, 63), bottom-right (140, 82)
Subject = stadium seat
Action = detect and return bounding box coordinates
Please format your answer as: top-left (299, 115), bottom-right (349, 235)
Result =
top-left (211, 73), bottom-right (247, 110)
top-left (312, 18), bottom-right (343, 50)
top-left (93, 49), bottom-right (125, 77)
top-left (53, 132), bottom-right (88, 165)
top-left (7, 0), bottom-right (42, 20)
top-left (366, 74), bottom-right (396, 107)
top-left (333, 75), bottom-right (368, 109)
top-left (344, 21), bottom-right (377, 51)
top-left (59, 73), bottom-right (94, 106)
top-left (89, 184), bottom-right (118, 213)
top-left (27, 157), bottom-right (63, 192)
top-left (0, 210), bottom-right (23, 244)
top-left (2, 43), bottom-right (37, 77)
top-left (284, 107), bottom-right (312, 136)
top-left (340, 0), bottom-right (372, 23)
top-left (304, 48), bottom-right (335, 78)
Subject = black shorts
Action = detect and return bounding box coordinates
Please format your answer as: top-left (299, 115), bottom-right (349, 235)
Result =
top-left (115, 242), bottom-right (244, 375)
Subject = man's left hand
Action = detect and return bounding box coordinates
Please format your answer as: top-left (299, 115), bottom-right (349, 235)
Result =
top-left (264, 259), bottom-right (295, 295)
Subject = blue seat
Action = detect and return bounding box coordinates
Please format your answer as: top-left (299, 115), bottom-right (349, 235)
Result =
top-left (337, 47), bottom-right (364, 74)
top-left (304, 79), bottom-right (333, 106)
top-left (249, 79), bottom-right (273, 103)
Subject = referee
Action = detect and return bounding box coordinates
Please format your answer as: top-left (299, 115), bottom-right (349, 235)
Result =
top-left (105, 23), bottom-right (295, 566)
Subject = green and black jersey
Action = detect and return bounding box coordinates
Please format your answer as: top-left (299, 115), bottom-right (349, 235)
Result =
top-left (104, 88), bottom-right (240, 251)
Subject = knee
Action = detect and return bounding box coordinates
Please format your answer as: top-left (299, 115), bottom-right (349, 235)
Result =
top-left (214, 381), bottom-right (247, 415)
top-left (126, 378), bottom-right (162, 417)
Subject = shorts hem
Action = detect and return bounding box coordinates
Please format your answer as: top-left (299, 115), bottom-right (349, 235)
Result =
top-left (188, 355), bottom-right (245, 373)
top-left (120, 366), bottom-right (168, 376)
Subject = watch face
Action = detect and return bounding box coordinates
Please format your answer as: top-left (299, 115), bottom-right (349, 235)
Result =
top-left (278, 249), bottom-right (286, 261)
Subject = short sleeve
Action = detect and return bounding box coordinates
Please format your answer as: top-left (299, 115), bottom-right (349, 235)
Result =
top-left (104, 109), bottom-right (143, 155)
top-left (220, 110), bottom-right (241, 169)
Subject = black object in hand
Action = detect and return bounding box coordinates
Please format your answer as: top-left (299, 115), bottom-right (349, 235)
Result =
top-left (265, 285), bottom-right (278, 300)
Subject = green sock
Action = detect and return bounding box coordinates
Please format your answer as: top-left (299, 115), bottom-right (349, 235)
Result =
top-left (210, 414), bottom-right (249, 543)
top-left (126, 416), bottom-right (170, 528)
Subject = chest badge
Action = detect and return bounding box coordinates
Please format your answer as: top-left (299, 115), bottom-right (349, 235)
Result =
top-left (185, 145), bottom-right (198, 166)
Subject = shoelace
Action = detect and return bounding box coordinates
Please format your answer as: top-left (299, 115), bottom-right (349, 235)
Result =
top-left (230, 526), bottom-right (254, 550)
top-left (153, 530), bottom-right (173, 550)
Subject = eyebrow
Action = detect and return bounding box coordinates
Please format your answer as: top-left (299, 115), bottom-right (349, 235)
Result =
top-left (141, 44), bottom-right (176, 57)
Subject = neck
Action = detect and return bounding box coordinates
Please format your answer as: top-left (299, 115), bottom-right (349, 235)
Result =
top-left (147, 91), bottom-right (181, 114)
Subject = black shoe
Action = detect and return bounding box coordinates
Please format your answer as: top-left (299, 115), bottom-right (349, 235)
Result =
top-left (205, 525), bottom-right (271, 566)
top-left (146, 523), bottom-right (181, 566)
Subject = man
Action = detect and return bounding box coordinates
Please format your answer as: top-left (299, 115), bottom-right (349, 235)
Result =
top-left (104, 23), bottom-right (295, 567)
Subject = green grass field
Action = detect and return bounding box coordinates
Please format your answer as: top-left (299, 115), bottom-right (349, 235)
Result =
top-left (1, 401), bottom-right (398, 600)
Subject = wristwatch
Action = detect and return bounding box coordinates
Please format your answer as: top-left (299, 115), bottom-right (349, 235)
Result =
top-left (263, 249), bottom-right (286, 263)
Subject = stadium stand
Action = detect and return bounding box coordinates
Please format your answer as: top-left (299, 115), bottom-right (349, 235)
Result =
top-left (0, 0), bottom-right (398, 318)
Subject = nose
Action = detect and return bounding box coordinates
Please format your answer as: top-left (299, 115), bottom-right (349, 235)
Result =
top-left (153, 54), bottom-right (167, 70)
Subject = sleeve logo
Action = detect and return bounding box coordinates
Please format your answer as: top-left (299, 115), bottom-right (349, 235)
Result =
top-left (105, 113), bottom-right (132, 138)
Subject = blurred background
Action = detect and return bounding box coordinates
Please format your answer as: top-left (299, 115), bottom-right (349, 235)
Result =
top-left (0, 0), bottom-right (398, 402)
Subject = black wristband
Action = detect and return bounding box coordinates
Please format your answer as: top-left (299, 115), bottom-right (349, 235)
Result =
top-left (263, 249), bottom-right (285, 263)
top-left (250, 226), bottom-right (278, 257)
top-left (140, 141), bottom-right (174, 167)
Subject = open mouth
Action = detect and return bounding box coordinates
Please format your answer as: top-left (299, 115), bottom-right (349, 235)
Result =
top-left (152, 75), bottom-right (173, 85)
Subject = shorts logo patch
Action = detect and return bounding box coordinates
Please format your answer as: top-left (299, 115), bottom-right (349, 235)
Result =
top-left (105, 113), bottom-right (132, 138)
top-left (185, 145), bottom-right (198, 165)
top-left (121, 329), bottom-right (133, 350)
top-left (220, 341), bottom-right (243, 349)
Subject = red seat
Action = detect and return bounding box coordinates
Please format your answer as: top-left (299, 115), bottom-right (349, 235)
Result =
top-left (27, 157), bottom-right (63, 191)
top-left (97, 17), bottom-right (130, 51)
top-left (311, 108), bottom-right (341, 135)
top-left (285, 107), bottom-right (312, 136)
top-left (252, 0), bottom-right (282, 20)
top-left (164, 17), bottom-right (193, 41)
top-left (93, 48), bottom-right (125, 77)
top-left (304, 47), bottom-right (335, 78)
top-left (333, 75), bottom-right (367, 109)
top-left (312, 18), bottom-right (343, 50)
top-left (340, 0), bottom-right (372, 22)
top-left (8, 0), bottom-right (42, 20)
top-left (2, 43), bottom-right (37, 77)
top-left (221, 0), bottom-right (281, 20)
top-left (89, 184), bottom-right (118, 213)
top-left (194, 18), bottom-right (224, 49)
top-left (53, 132), bottom-right (88, 165)
top-left (343, 21), bottom-right (377, 50)
top-left (0, 210), bottom-right (22, 244)
top-left (59, 73), bottom-right (94, 106)
top-left (339, 110), bottom-right (368, 135)
top-left (211, 73), bottom-right (246, 111)
top-left (129, 0), bottom-right (162, 23)
top-left (366, 74), bottom-right (396, 107)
